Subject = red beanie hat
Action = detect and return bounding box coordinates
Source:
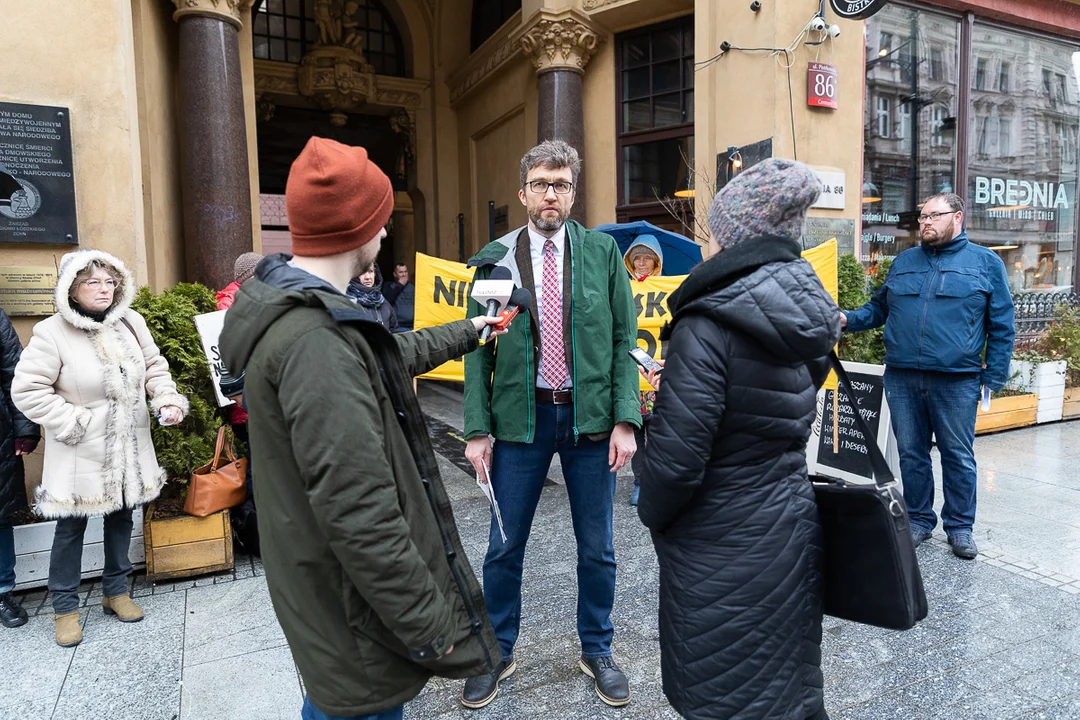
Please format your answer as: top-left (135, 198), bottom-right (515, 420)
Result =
top-left (285, 137), bottom-right (394, 257)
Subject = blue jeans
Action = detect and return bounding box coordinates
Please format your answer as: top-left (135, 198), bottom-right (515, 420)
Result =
top-left (0, 516), bottom-right (14, 594)
top-left (483, 400), bottom-right (618, 660)
top-left (300, 697), bottom-right (402, 720)
top-left (884, 369), bottom-right (980, 535)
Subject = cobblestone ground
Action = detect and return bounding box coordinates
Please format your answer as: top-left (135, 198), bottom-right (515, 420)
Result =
top-left (1, 384), bottom-right (1079, 720)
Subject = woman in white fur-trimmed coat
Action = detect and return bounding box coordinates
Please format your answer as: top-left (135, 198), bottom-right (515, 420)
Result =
top-left (12, 249), bottom-right (187, 647)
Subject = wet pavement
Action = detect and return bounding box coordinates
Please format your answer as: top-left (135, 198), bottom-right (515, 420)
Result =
top-left (1, 382), bottom-right (1079, 720)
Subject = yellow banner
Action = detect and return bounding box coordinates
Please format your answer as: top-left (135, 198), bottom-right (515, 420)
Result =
top-left (413, 239), bottom-right (839, 390)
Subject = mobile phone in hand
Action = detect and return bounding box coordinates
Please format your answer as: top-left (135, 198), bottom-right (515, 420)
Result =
top-left (628, 347), bottom-right (663, 374)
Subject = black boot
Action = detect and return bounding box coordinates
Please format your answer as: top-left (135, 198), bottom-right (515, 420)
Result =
top-left (579, 655), bottom-right (631, 707)
top-left (460, 656), bottom-right (516, 709)
top-left (0, 592), bottom-right (28, 628)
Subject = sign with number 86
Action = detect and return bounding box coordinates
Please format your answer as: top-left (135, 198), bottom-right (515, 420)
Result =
top-left (808, 62), bottom-right (839, 110)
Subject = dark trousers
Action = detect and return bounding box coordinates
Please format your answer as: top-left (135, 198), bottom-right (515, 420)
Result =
top-left (49, 506), bottom-right (134, 614)
top-left (884, 369), bottom-right (981, 534)
top-left (483, 400), bottom-right (618, 660)
top-left (0, 515), bottom-right (14, 594)
top-left (630, 418), bottom-right (649, 488)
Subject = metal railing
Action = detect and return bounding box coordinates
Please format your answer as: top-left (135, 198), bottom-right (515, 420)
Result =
top-left (1012, 292), bottom-right (1080, 350)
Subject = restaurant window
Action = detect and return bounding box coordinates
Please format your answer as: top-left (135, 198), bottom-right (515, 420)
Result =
top-left (865, 6), bottom-right (1080, 292)
top-left (967, 27), bottom-right (1080, 293)
top-left (616, 18), bottom-right (695, 233)
top-left (863, 7), bottom-right (960, 263)
top-left (253, 0), bottom-right (406, 77)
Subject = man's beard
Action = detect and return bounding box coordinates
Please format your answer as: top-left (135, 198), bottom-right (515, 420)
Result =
top-left (530, 206), bottom-right (567, 233)
top-left (921, 219), bottom-right (957, 246)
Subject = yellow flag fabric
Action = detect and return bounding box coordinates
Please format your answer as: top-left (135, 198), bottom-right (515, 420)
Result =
top-left (413, 239), bottom-right (839, 389)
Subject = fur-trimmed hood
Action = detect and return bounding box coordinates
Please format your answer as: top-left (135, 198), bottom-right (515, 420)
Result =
top-left (55, 249), bottom-right (136, 331)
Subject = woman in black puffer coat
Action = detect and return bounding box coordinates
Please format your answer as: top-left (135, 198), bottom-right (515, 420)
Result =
top-left (1, 309), bottom-right (40, 627)
top-left (638, 159), bottom-right (841, 720)
top-left (346, 262), bottom-right (399, 332)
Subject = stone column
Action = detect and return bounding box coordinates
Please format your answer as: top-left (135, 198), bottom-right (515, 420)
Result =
top-left (171, 0), bottom-right (254, 290)
top-left (520, 11), bottom-right (600, 225)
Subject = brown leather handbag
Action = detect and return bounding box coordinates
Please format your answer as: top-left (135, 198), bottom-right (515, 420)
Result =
top-left (184, 426), bottom-right (247, 517)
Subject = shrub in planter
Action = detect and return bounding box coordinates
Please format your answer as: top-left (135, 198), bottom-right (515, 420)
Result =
top-left (1030, 305), bottom-right (1080, 387)
top-left (837, 254), bottom-right (891, 365)
top-left (130, 283), bottom-right (228, 517)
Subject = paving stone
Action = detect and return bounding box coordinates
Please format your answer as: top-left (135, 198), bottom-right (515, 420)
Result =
top-left (181, 645), bottom-right (301, 720)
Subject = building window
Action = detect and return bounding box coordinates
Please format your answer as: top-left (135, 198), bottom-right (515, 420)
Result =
top-left (471, 0), bottom-right (521, 53)
top-left (879, 31), bottom-right (894, 56)
top-left (975, 57), bottom-right (987, 90)
top-left (616, 17), bottom-right (695, 225)
top-left (930, 46), bottom-right (945, 81)
top-left (253, 0), bottom-right (406, 77)
top-left (876, 95), bottom-right (893, 139)
top-left (930, 105), bottom-right (951, 148)
top-left (998, 61), bottom-right (1011, 93)
top-left (977, 116), bottom-right (991, 155)
top-left (999, 118), bottom-right (1013, 157)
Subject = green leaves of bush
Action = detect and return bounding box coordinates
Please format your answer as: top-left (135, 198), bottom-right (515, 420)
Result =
top-left (837, 254), bottom-right (890, 365)
top-left (131, 283), bottom-right (224, 486)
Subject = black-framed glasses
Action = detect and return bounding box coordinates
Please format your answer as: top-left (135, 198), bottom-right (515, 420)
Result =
top-left (525, 180), bottom-right (574, 195)
top-left (918, 211), bottom-right (955, 223)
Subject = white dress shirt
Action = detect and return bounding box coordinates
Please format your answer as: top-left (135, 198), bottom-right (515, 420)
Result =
top-left (528, 224), bottom-right (571, 390)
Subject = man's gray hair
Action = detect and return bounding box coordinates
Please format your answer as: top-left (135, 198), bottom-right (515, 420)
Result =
top-left (520, 140), bottom-right (581, 187)
top-left (925, 192), bottom-right (965, 214)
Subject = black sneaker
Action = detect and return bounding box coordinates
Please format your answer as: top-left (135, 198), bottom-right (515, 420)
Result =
top-left (0, 592), bottom-right (28, 628)
top-left (460, 656), bottom-right (516, 709)
top-left (579, 655), bottom-right (631, 707)
top-left (948, 531), bottom-right (978, 560)
top-left (910, 526), bottom-right (933, 548)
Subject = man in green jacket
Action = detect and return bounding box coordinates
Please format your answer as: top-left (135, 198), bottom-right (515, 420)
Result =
top-left (220, 137), bottom-right (503, 720)
top-left (461, 140), bottom-right (642, 709)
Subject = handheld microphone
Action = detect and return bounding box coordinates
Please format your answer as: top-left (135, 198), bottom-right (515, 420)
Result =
top-left (471, 266), bottom-right (514, 344)
top-left (492, 287), bottom-right (533, 335)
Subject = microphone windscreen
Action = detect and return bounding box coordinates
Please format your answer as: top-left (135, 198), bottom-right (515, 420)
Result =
top-left (489, 266), bottom-right (512, 281)
top-left (509, 287), bottom-right (532, 308)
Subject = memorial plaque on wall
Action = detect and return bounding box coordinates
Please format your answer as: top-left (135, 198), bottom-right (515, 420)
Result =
top-left (803, 217), bottom-right (856, 256)
top-left (0, 266), bottom-right (58, 316)
top-left (0, 102), bottom-right (77, 244)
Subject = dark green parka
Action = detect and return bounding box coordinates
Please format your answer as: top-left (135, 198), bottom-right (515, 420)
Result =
top-left (220, 255), bottom-right (498, 717)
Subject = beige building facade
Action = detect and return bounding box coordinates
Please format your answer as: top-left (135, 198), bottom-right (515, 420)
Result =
top-left (3, 0), bottom-right (1080, 343)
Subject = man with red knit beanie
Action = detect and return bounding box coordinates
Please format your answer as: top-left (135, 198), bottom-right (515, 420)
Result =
top-left (220, 137), bottom-right (504, 720)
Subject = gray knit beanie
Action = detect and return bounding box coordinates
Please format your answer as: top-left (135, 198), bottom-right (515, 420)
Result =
top-left (707, 158), bottom-right (822, 249)
top-left (233, 252), bottom-right (264, 285)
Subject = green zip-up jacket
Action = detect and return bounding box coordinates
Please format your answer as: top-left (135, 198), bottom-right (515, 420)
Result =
top-left (464, 221), bottom-right (641, 442)
top-left (219, 256), bottom-right (498, 717)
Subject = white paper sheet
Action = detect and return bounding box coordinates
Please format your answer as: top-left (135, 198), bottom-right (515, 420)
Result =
top-left (476, 459), bottom-right (507, 543)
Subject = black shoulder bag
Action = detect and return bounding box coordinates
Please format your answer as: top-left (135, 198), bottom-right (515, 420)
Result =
top-left (811, 352), bottom-right (928, 630)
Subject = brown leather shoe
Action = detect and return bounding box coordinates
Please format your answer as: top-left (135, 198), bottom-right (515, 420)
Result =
top-left (102, 594), bottom-right (144, 623)
top-left (54, 611), bottom-right (82, 647)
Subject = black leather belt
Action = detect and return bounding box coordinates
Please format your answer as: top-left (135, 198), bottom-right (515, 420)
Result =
top-left (536, 387), bottom-right (574, 405)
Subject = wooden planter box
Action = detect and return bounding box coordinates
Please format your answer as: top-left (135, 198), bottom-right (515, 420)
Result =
top-left (13, 508), bottom-right (145, 591)
top-left (975, 394), bottom-right (1039, 435)
top-left (1063, 387), bottom-right (1080, 420)
top-left (143, 505), bottom-right (233, 581)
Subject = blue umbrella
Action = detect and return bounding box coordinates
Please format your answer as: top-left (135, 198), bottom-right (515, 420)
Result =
top-left (593, 221), bottom-right (703, 276)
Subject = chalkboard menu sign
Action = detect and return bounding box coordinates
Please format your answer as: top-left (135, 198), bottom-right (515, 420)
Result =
top-left (0, 101), bottom-right (77, 245)
top-left (807, 361), bottom-right (893, 484)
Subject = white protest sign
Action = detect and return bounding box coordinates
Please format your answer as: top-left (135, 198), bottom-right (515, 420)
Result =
top-left (193, 310), bottom-right (233, 408)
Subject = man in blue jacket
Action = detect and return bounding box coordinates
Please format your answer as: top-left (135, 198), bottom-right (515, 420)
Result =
top-left (842, 193), bottom-right (1014, 559)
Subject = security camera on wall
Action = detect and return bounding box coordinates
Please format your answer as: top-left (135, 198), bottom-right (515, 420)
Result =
top-left (810, 16), bottom-right (828, 32)
top-left (828, 24), bottom-right (841, 38)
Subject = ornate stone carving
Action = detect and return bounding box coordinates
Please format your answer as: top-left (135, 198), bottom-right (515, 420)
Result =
top-left (390, 109), bottom-right (416, 178)
top-left (375, 88), bottom-right (423, 108)
top-left (253, 64), bottom-right (300, 95)
top-left (255, 93), bottom-right (276, 123)
top-left (448, 34), bottom-right (522, 105)
top-left (519, 13), bottom-right (600, 73)
top-left (171, 0), bottom-right (254, 29)
top-left (298, 46), bottom-right (378, 125)
top-left (582, 0), bottom-right (622, 9)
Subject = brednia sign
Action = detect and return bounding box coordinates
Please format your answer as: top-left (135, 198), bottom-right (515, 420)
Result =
top-left (974, 176), bottom-right (1072, 220)
top-left (829, 0), bottom-right (889, 20)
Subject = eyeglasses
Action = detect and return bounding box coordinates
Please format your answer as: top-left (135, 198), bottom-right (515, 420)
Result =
top-left (525, 180), bottom-right (574, 195)
top-left (918, 211), bottom-right (954, 224)
top-left (83, 279), bottom-right (117, 290)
